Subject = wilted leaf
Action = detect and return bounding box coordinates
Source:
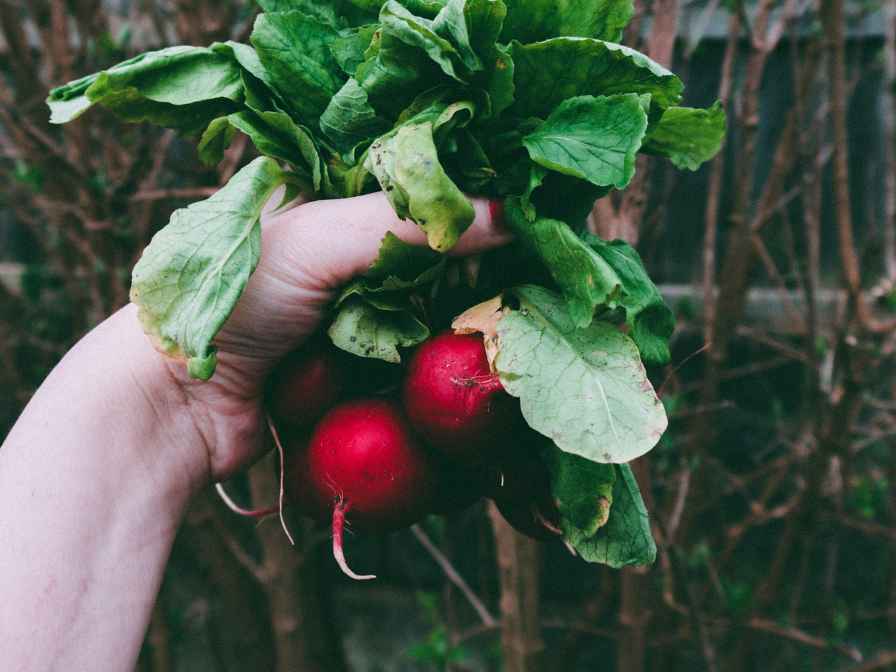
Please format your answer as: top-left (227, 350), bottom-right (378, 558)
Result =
top-left (130, 158), bottom-right (285, 380)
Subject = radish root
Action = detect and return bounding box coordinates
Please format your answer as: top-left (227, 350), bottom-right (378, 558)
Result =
top-left (332, 499), bottom-right (376, 581)
top-left (266, 412), bottom-right (296, 547)
top-left (215, 482), bottom-right (279, 519)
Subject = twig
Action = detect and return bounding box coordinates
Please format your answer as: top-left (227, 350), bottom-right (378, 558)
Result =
top-left (844, 651), bottom-right (896, 672)
top-left (131, 187), bottom-right (219, 201)
top-left (411, 524), bottom-right (497, 627)
top-left (747, 617), bottom-right (863, 662)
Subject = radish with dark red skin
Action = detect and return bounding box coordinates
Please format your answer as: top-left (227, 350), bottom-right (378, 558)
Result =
top-left (403, 332), bottom-right (518, 463)
top-left (429, 459), bottom-right (497, 516)
top-left (303, 398), bottom-right (435, 580)
top-left (491, 452), bottom-right (562, 541)
top-left (269, 338), bottom-right (345, 430)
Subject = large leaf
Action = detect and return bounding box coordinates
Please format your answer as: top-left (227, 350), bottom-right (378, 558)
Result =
top-left (505, 198), bottom-right (623, 328)
top-left (586, 235), bottom-right (675, 365)
top-left (501, 0), bottom-right (633, 43)
top-left (47, 46), bottom-right (244, 132)
top-left (569, 464), bottom-right (656, 567)
top-left (643, 101), bottom-right (727, 171)
top-left (495, 285), bottom-right (667, 463)
top-left (328, 297), bottom-right (430, 362)
top-left (543, 443), bottom-right (616, 538)
top-left (523, 94), bottom-right (647, 189)
top-left (130, 158), bottom-right (285, 380)
top-left (251, 10), bottom-right (346, 124)
top-left (365, 118), bottom-right (475, 251)
top-left (511, 37), bottom-right (682, 118)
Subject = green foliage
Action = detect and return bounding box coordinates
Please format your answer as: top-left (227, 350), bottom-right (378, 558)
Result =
top-left (47, 0), bottom-right (726, 566)
top-left (500, 0), bottom-right (634, 43)
top-left (643, 101), bottom-right (727, 171)
top-left (510, 37), bottom-right (682, 117)
top-left (566, 464), bottom-right (656, 567)
top-left (495, 285), bottom-right (668, 464)
top-left (523, 94), bottom-right (648, 189)
top-left (47, 46), bottom-right (244, 132)
top-left (130, 157), bottom-right (286, 379)
top-left (406, 592), bottom-right (470, 670)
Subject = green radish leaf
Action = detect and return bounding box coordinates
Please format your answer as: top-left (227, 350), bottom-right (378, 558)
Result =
top-left (585, 235), bottom-right (675, 365)
top-left (543, 443), bottom-right (616, 537)
top-left (495, 285), bottom-right (667, 463)
top-left (328, 297), bottom-right (430, 362)
top-left (251, 10), bottom-right (345, 124)
top-left (523, 94), bottom-right (648, 189)
top-left (367, 231), bottom-right (444, 280)
top-left (643, 101), bottom-right (727, 171)
top-left (47, 46), bottom-right (244, 132)
top-left (568, 464), bottom-right (656, 567)
top-left (510, 37), bottom-right (682, 118)
top-left (355, 31), bottom-right (446, 117)
top-left (199, 111), bottom-right (323, 190)
top-left (341, 0), bottom-right (449, 18)
top-left (431, 0), bottom-right (514, 116)
top-left (528, 170), bottom-right (609, 227)
top-left (320, 78), bottom-right (392, 152)
top-left (366, 119), bottom-right (475, 251)
top-left (431, 0), bottom-right (507, 74)
top-left (256, 0), bottom-right (346, 26)
top-left (335, 233), bottom-right (446, 309)
top-left (130, 157), bottom-right (285, 380)
top-left (210, 41), bottom-right (276, 89)
top-left (380, 0), bottom-right (469, 82)
top-left (331, 24), bottom-right (380, 75)
top-left (501, 0), bottom-right (633, 43)
top-left (505, 198), bottom-right (623, 328)
top-left (257, 0), bottom-right (382, 26)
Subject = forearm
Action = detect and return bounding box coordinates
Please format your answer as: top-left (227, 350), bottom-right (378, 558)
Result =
top-left (0, 306), bottom-right (208, 672)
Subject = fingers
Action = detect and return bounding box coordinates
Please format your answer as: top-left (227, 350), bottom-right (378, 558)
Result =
top-left (260, 191), bottom-right (511, 291)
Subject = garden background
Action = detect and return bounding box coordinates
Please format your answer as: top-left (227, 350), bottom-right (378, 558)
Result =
top-left (1, 1), bottom-right (895, 670)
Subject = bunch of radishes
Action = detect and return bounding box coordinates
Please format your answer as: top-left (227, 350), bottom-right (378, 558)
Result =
top-left (261, 329), bottom-right (559, 580)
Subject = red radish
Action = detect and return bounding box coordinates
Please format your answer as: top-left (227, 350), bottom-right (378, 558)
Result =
top-left (303, 398), bottom-right (435, 580)
top-left (270, 339), bottom-right (345, 430)
top-left (491, 452), bottom-right (562, 541)
top-left (403, 332), bottom-right (518, 463)
top-left (429, 459), bottom-right (497, 516)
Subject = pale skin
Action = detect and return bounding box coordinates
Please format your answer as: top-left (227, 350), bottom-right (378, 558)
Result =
top-left (0, 191), bottom-right (509, 672)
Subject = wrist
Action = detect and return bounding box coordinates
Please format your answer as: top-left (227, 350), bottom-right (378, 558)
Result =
top-left (128, 307), bottom-right (265, 485)
top-left (105, 305), bottom-right (222, 499)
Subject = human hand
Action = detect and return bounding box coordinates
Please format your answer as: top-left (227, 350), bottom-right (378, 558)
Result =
top-left (166, 191), bottom-right (510, 485)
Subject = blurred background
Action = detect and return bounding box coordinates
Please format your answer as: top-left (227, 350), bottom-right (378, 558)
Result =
top-left (1, 0), bottom-right (895, 670)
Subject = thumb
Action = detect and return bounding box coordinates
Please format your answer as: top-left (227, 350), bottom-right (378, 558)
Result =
top-left (215, 191), bottom-right (510, 372)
